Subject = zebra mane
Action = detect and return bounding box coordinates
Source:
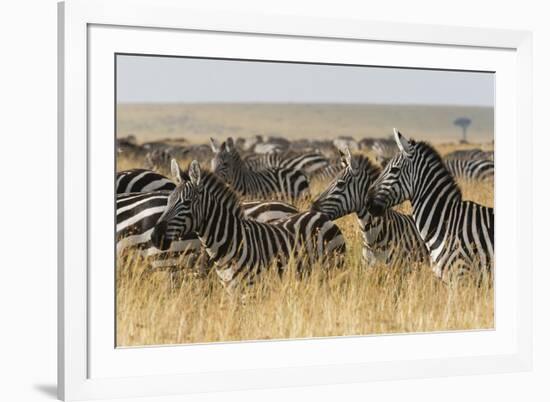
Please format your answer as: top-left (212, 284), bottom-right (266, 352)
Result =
top-left (412, 140), bottom-right (462, 197)
top-left (352, 154), bottom-right (381, 178)
top-left (200, 169), bottom-right (244, 217)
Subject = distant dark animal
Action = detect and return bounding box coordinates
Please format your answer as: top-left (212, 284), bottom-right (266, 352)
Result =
top-left (116, 136), bottom-right (145, 159)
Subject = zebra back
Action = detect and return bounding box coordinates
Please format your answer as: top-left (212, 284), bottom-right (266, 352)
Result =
top-left (444, 148), bottom-right (493, 161)
top-left (116, 169), bottom-right (176, 194)
top-left (444, 159), bottom-right (494, 181)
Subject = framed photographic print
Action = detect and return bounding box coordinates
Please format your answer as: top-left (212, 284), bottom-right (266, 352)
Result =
top-left (58, 0), bottom-right (533, 400)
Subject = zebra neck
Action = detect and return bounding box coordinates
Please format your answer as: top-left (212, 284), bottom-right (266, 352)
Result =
top-left (232, 160), bottom-right (253, 193)
top-left (410, 172), bottom-right (461, 250)
top-left (198, 203), bottom-right (244, 264)
top-left (196, 178), bottom-right (245, 263)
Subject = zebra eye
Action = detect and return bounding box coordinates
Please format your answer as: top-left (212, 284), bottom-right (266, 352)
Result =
top-left (389, 167), bottom-right (400, 175)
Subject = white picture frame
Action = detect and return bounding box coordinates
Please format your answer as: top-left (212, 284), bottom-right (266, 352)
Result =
top-left (58, 0), bottom-right (533, 400)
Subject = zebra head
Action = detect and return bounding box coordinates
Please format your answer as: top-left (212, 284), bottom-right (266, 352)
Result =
top-left (151, 159), bottom-right (203, 250)
top-left (210, 137), bottom-right (240, 183)
top-left (367, 129), bottom-right (415, 216)
top-left (311, 147), bottom-right (379, 219)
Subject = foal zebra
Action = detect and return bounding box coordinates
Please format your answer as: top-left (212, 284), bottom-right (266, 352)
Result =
top-left (116, 169), bottom-right (176, 194)
top-left (117, 189), bottom-right (300, 272)
top-left (210, 137), bottom-right (309, 200)
top-left (151, 160), bottom-right (345, 287)
top-left (367, 129), bottom-right (494, 280)
top-left (311, 149), bottom-right (428, 267)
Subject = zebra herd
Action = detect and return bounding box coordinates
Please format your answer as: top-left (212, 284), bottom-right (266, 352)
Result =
top-left (117, 130), bottom-right (494, 287)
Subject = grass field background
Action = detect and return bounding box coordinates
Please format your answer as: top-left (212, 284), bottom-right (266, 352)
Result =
top-left (116, 103), bottom-right (494, 347)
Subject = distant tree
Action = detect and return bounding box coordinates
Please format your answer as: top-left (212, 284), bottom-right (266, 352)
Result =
top-left (454, 117), bottom-right (472, 143)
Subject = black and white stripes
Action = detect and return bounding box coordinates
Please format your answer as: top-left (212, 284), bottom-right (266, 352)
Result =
top-left (116, 169), bottom-right (176, 194)
top-left (312, 149), bottom-right (428, 268)
top-left (150, 161), bottom-right (345, 287)
top-left (117, 188), bottom-right (301, 272)
top-left (210, 137), bottom-right (309, 200)
top-left (367, 129), bottom-right (494, 279)
top-left (444, 159), bottom-right (494, 182)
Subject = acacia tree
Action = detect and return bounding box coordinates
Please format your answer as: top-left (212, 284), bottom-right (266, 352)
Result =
top-left (454, 117), bottom-right (472, 143)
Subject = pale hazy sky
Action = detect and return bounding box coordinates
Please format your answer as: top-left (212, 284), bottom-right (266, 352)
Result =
top-left (116, 55), bottom-right (494, 107)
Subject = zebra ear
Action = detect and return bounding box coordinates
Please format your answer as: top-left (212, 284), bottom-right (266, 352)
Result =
top-left (225, 137), bottom-right (234, 151)
top-left (188, 160), bottom-right (201, 186)
top-left (337, 147), bottom-right (348, 169)
top-left (338, 147), bottom-right (357, 172)
top-left (393, 128), bottom-right (412, 156)
top-left (210, 137), bottom-right (221, 153)
top-left (171, 159), bottom-right (184, 184)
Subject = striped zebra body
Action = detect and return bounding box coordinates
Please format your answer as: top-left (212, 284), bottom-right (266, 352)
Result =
top-left (116, 190), bottom-right (300, 272)
top-left (367, 130), bottom-right (494, 279)
top-left (310, 159), bottom-right (343, 182)
top-left (116, 169), bottom-right (176, 194)
top-left (444, 149), bottom-right (493, 161)
top-left (444, 159), bottom-right (494, 181)
top-left (244, 151), bottom-right (330, 177)
top-left (151, 161), bottom-right (345, 287)
top-left (211, 137), bottom-right (309, 200)
top-left (145, 148), bottom-right (175, 172)
top-left (278, 152), bottom-right (329, 175)
top-left (312, 150), bottom-right (428, 267)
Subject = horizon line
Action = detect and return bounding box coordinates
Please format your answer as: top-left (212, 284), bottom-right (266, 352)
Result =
top-left (116, 101), bottom-right (494, 108)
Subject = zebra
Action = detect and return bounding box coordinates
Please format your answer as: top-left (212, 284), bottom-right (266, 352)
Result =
top-left (333, 137), bottom-right (359, 152)
top-left (210, 137), bottom-right (309, 200)
top-left (116, 169), bottom-right (176, 194)
top-left (145, 148), bottom-right (175, 172)
top-left (310, 162), bottom-right (343, 183)
top-left (311, 148), bottom-right (428, 268)
top-left (243, 151), bottom-right (330, 177)
top-left (374, 145), bottom-right (494, 182)
top-left (117, 189), bottom-right (300, 274)
top-left (150, 160), bottom-right (346, 287)
top-left (366, 129), bottom-right (494, 280)
top-left (444, 158), bottom-right (494, 182)
top-left (444, 149), bottom-right (493, 161)
top-left (372, 138), bottom-right (399, 165)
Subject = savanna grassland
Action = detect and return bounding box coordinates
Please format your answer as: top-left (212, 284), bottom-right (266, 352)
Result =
top-left (116, 103), bottom-right (494, 347)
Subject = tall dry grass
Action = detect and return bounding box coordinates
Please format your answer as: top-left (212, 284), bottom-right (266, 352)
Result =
top-left (116, 144), bottom-right (494, 347)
